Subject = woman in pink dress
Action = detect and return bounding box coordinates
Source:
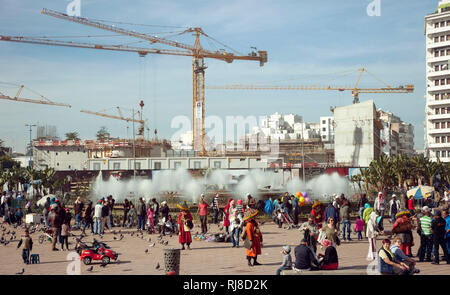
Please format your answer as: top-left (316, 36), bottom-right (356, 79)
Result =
top-left (223, 198), bottom-right (233, 234)
top-left (147, 205), bottom-right (155, 233)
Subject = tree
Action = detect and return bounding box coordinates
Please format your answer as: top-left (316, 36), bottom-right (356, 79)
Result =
top-left (96, 126), bottom-right (110, 141)
top-left (65, 132), bottom-right (80, 141)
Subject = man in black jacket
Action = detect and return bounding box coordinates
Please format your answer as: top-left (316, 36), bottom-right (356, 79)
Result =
top-left (431, 210), bottom-right (450, 265)
top-left (294, 238), bottom-right (320, 271)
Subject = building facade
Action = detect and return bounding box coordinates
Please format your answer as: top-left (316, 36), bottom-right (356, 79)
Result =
top-left (425, 0), bottom-right (450, 162)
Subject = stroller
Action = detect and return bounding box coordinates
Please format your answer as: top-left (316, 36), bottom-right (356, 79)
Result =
top-left (274, 209), bottom-right (295, 230)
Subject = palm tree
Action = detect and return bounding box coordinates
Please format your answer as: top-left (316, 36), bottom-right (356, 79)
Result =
top-left (410, 154), bottom-right (429, 186)
top-left (391, 154), bottom-right (410, 190)
top-left (65, 132), bottom-right (80, 141)
top-left (350, 174), bottom-right (363, 195)
top-left (368, 155), bottom-right (394, 192)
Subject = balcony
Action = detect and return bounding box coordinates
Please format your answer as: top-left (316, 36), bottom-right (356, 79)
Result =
top-left (427, 113), bottom-right (450, 120)
top-left (428, 142), bottom-right (450, 149)
top-left (427, 84), bottom-right (450, 92)
top-left (427, 98), bottom-right (450, 107)
top-left (427, 40), bottom-right (450, 49)
top-left (427, 69), bottom-right (450, 78)
top-left (426, 25), bottom-right (450, 35)
top-left (428, 128), bottom-right (450, 135)
top-left (427, 54), bottom-right (450, 63)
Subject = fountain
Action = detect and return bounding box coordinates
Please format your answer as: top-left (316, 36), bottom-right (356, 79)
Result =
top-left (90, 168), bottom-right (356, 204)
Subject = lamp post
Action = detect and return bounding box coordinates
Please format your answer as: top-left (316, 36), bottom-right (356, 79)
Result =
top-left (25, 124), bottom-right (36, 168)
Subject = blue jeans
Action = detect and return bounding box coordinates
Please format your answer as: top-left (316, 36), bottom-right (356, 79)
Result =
top-left (342, 220), bottom-right (351, 240)
top-left (231, 227), bottom-right (241, 247)
top-left (276, 266), bottom-right (290, 275)
top-left (137, 216), bottom-right (145, 230)
top-left (213, 209), bottom-right (219, 224)
top-left (357, 231), bottom-right (362, 240)
top-left (22, 249), bottom-right (30, 264)
top-left (358, 207), bottom-right (364, 220)
top-left (75, 214), bottom-right (81, 228)
top-left (82, 220), bottom-right (94, 234)
top-left (446, 237), bottom-right (450, 255)
top-left (94, 218), bottom-right (103, 235)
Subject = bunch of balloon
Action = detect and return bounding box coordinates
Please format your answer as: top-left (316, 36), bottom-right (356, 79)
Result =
top-left (302, 192), bottom-right (311, 205)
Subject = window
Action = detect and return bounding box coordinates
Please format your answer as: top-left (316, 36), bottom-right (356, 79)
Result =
top-left (435, 36), bottom-right (439, 43)
top-left (442, 21), bottom-right (446, 27)
top-left (442, 122), bottom-right (446, 128)
top-left (448, 122), bottom-right (450, 128)
top-left (436, 94), bottom-right (440, 100)
top-left (436, 151), bottom-right (441, 158)
top-left (174, 162), bottom-right (181, 169)
top-left (436, 122), bottom-right (440, 129)
top-left (447, 49), bottom-right (450, 55)
top-left (194, 161), bottom-right (201, 169)
top-left (93, 163), bottom-right (101, 170)
top-left (436, 65), bottom-right (440, 71)
top-left (441, 36), bottom-right (445, 42)
top-left (154, 162), bottom-right (161, 170)
top-left (68, 165), bottom-right (71, 169)
top-left (435, 80), bottom-right (440, 86)
top-left (214, 161), bottom-right (221, 168)
top-left (441, 79), bottom-right (446, 85)
top-left (113, 162), bottom-right (121, 170)
top-left (56, 152), bottom-right (58, 156)
top-left (436, 137), bottom-right (441, 143)
top-left (441, 49), bottom-right (446, 56)
top-left (443, 151), bottom-right (447, 158)
top-left (135, 162), bottom-right (141, 170)
top-left (435, 22), bottom-right (439, 28)
top-left (57, 162), bottom-right (59, 166)
top-left (322, 120), bottom-right (326, 124)
top-left (322, 128), bottom-right (326, 132)
top-left (322, 135), bottom-right (326, 139)
top-left (442, 136), bottom-right (446, 143)
top-left (436, 108), bottom-right (440, 115)
top-left (442, 108), bottom-right (446, 114)
top-left (435, 50), bottom-right (439, 57)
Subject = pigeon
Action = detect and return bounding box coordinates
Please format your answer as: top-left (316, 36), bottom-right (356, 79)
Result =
top-left (163, 241), bottom-right (168, 246)
top-left (15, 268), bottom-right (24, 275)
top-left (4, 241), bottom-right (9, 246)
top-left (149, 243), bottom-right (155, 247)
top-left (130, 232), bottom-right (134, 237)
top-left (144, 249), bottom-right (148, 254)
top-left (86, 266), bottom-right (94, 272)
top-left (100, 263), bottom-right (107, 268)
top-left (169, 234), bottom-right (173, 238)
top-left (119, 234), bottom-right (124, 241)
top-left (155, 263), bottom-right (160, 270)
top-left (113, 236), bottom-right (117, 240)
top-left (6, 231), bottom-right (10, 235)
top-left (157, 236), bottom-right (162, 241)
top-left (147, 237), bottom-right (151, 242)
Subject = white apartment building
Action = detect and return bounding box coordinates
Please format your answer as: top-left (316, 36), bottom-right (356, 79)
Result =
top-left (425, 0), bottom-right (450, 162)
top-left (378, 109), bottom-right (415, 156)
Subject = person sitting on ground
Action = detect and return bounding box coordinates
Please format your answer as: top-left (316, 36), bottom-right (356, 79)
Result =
top-left (299, 215), bottom-right (319, 253)
top-left (378, 238), bottom-right (410, 275)
top-left (276, 245), bottom-right (293, 275)
top-left (390, 237), bottom-right (420, 274)
top-left (294, 238), bottom-right (320, 271)
top-left (317, 239), bottom-right (338, 270)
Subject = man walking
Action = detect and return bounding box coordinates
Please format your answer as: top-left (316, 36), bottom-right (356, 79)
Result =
top-left (388, 195), bottom-right (401, 224)
top-left (136, 198), bottom-right (146, 231)
top-left (340, 200), bottom-right (351, 241)
top-left (48, 207), bottom-right (61, 251)
top-left (93, 200), bottom-right (103, 235)
top-left (431, 210), bottom-right (450, 265)
top-left (418, 206), bottom-right (433, 262)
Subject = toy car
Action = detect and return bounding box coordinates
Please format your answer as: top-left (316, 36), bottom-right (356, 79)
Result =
top-left (80, 244), bottom-right (118, 265)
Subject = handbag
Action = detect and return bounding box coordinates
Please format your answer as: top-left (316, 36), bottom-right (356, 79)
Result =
top-left (244, 236), bottom-right (251, 249)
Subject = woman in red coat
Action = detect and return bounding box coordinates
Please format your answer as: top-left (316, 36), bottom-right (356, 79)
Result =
top-left (243, 208), bottom-right (262, 266)
top-left (310, 201), bottom-right (324, 229)
top-left (177, 201), bottom-right (193, 250)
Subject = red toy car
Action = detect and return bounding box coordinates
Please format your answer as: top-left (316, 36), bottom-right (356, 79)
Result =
top-left (80, 245), bottom-right (118, 265)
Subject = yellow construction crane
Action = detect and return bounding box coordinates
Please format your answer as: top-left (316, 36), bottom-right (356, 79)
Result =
top-left (207, 68), bottom-right (414, 104)
top-left (0, 8), bottom-right (267, 154)
top-left (80, 107), bottom-right (146, 139)
top-left (0, 82), bottom-right (71, 107)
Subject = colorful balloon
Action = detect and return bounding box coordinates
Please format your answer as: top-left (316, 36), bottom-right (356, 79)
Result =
top-left (296, 191), bottom-right (302, 197)
top-left (305, 197), bottom-right (311, 204)
top-left (302, 192), bottom-right (307, 198)
top-left (299, 197), bottom-right (305, 203)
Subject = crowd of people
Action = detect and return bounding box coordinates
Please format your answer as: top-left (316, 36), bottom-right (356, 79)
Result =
top-left (3, 186), bottom-right (450, 275)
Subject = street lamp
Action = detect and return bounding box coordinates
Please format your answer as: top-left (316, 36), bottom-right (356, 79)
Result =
top-left (25, 124), bottom-right (36, 168)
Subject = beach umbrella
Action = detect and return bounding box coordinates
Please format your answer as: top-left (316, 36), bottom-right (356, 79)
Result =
top-left (407, 186), bottom-right (434, 200)
top-left (36, 194), bottom-right (58, 206)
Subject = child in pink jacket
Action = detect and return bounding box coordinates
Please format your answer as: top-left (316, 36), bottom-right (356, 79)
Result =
top-left (147, 206), bottom-right (155, 234)
top-left (355, 216), bottom-right (365, 240)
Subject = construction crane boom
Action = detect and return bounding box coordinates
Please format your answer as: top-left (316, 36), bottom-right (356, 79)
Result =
top-left (80, 109), bottom-right (144, 124)
top-left (0, 84), bottom-right (71, 107)
top-left (0, 9), bottom-right (267, 154)
top-left (207, 68), bottom-right (414, 104)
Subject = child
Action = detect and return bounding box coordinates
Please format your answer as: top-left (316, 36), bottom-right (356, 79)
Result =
top-left (15, 208), bottom-right (23, 226)
top-left (17, 229), bottom-right (33, 264)
top-left (147, 205), bottom-right (155, 234)
top-left (61, 220), bottom-right (70, 251)
top-left (355, 216), bottom-right (364, 240)
top-left (276, 245), bottom-right (292, 275)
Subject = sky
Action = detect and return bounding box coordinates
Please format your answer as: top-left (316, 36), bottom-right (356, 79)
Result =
top-left (0, 0), bottom-right (438, 153)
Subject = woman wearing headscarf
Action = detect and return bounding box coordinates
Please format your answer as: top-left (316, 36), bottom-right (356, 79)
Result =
top-left (242, 208), bottom-right (262, 266)
top-left (318, 239), bottom-right (339, 270)
top-left (392, 211), bottom-right (414, 257)
top-left (223, 198), bottom-right (233, 234)
top-left (310, 201), bottom-right (324, 230)
top-left (374, 192), bottom-right (386, 219)
top-left (363, 203), bottom-right (375, 237)
top-left (177, 201), bottom-right (193, 250)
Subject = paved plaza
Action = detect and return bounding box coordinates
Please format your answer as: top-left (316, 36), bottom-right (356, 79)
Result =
top-left (1, 220), bottom-right (449, 275)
